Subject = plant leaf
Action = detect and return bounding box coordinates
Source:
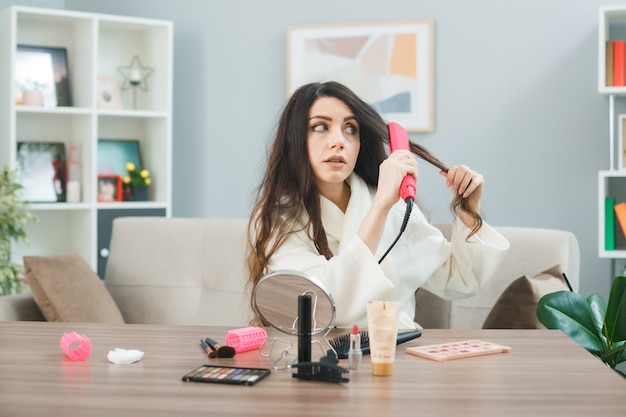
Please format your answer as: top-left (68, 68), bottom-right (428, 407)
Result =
top-left (600, 341), bottom-right (626, 369)
top-left (605, 275), bottom-right (626, 342)
top-left (537, 291), bottom-right (604, 354)
top-left (587, 293), bottom-right (609, 350)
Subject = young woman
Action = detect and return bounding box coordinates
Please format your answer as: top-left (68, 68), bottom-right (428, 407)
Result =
top-left (247, 81), bottom-right (509, 329)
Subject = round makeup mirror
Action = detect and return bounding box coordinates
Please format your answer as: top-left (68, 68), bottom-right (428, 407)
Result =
top-left (252, 270), bottom-right (336, 335)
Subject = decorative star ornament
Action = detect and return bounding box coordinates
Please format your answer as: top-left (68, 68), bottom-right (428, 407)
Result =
top-left (117, 55), bottom-right (154, 92)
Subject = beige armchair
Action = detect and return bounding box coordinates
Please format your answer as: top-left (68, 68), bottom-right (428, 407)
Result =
top-left (104, 217), bottom-right (251, 326)
top-left (415, 224), bottom-right (579, 328)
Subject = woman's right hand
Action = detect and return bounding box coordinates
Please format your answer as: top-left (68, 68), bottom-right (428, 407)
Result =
top-left (373, 150), bottom-right (418, 209)
top-left (358, 150), bottom-right (418, 255)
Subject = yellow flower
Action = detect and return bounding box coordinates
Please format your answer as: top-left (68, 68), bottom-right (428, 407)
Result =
top-left (123, 161), bottom-right (151, 188)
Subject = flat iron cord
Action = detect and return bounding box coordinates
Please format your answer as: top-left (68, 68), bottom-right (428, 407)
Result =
top-left (378, 198), bottom-right (413, 264)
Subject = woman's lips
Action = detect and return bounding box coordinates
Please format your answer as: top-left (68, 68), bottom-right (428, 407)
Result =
top-left (324, 155), bottom-right (345, 164)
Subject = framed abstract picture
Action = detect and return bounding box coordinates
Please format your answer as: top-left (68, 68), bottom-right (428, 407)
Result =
top-left (97, 139), bottom-right (141, 178)
top-left (16, 142), bottom-right (66, 202)
top-left (287, 19), bottom-right (434, 132)
top-left (15, 45), bottom-right (71, 107)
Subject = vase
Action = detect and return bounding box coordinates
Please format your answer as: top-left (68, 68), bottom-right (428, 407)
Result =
top-left (129, 187), bottom-right (148, 201)
top-left (21, 90), bottom-right (43, 106)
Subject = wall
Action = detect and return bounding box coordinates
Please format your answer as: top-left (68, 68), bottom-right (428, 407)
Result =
top-left (0, 0), bottom-right (64, 8)
top-left (1, 0), bottom-right (619, 300)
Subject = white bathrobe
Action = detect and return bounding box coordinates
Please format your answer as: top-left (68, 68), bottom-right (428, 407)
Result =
top-left (267, 174), bottom-right (510, 329)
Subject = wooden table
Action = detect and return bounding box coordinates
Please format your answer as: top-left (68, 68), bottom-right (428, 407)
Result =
top-left (0, 321), bottom-right (624, 417)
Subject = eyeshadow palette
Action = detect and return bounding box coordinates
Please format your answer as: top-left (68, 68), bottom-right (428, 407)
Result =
top-left (406, 339), bottom-right (511, 362)
top-left (182, 364), bottom-right (271, 386)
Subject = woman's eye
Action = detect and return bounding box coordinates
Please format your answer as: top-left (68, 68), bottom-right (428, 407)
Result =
top-left (312, 123), bottom-right (327, 132)
top-left (345, 124), bottom-right (358, 135)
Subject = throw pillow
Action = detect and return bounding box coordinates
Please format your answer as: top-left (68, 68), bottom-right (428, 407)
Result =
top-left (482, 265), bottom-right (569, 329)
top-left (24, 252), bottom-right (125, 323)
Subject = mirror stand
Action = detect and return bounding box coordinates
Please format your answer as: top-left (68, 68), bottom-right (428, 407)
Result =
top-left (252, 270), bottom-right (338, 368)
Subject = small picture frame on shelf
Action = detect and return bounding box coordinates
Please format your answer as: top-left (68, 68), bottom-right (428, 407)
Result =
top-left (16, 142), bottom-right (67, 203)
top-left (15, 45), bottom-right (71, 107)
top-left (97, 175), bottom-right (123, 202)
top-left (97, 76), bottom-right (122, 109)
top-left (97, 139), bottom-right (142, 178)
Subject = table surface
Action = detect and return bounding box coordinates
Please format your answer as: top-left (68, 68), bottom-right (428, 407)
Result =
top-left (1, 321), bottom-right (625, 417)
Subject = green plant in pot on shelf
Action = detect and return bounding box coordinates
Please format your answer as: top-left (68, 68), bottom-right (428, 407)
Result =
top-left (122, 162), bottom-right (151, 201)
top-left (537, 275), bottom-right (626, 377)
top-left (0, 166), bottom-right (37, 295)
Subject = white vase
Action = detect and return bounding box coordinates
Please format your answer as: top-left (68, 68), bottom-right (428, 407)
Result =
top-left (21, 90), bottom-right (43, 106)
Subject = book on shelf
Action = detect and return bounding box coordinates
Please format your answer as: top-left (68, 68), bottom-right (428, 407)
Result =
top-left (613, 40), bottom-right (625, 87)
top-left (614, 201), bottom-right (626, 240)
top-left (607, 40), bottom-right (614, 87)
top-left (606, 197), bottom-right (616, 250)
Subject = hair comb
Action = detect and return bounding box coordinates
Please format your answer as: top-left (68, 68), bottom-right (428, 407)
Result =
top-left (327, 329), bottom-right (422, 359)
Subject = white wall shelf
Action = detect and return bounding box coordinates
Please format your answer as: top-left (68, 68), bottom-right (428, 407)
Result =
top-left (0, 5), bottom-right (173, 275)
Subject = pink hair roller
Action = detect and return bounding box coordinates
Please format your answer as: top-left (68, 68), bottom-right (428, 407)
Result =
top-left (60, 332), bottom-right (92, 361)
top-left (225, 326), bottom-right (268, 353)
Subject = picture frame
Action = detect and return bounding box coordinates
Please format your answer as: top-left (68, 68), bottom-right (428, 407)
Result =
top-left (15, 44), bottom-right (71, 107)
top-left (97, 139), bottom-right (142, 178)
top-left (97, 175), bottom-right (123, 202)
top-left (97, 76), bottom-right (122, 109)
top-left (287, 19), bottom-right (434, 132)
top-left (16, 142), bottom-right (66, 203)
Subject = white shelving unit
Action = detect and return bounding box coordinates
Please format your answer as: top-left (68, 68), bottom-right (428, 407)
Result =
top-left (598, 6), bottom-right (626, 258)
top-left (0, 6), bottom-right (173, 275)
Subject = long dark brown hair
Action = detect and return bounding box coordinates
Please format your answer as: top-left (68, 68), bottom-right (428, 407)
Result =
top-left (246, 81), bottom-right (482, 315)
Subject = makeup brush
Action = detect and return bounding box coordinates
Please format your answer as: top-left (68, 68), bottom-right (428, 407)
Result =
top-left (200, 338), bottom-right (213, 358)
top-left (204, 337), bottom-right (236, 358)
top-left (327, 330), bottom-right (422, 359)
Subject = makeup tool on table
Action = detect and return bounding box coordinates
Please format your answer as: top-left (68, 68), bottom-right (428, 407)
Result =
top-left (291, 355), bottom-right (349, 383)
top-left (200, 337), bottom-right (236, 358)
top-left (252, 270), bottom-right (336, 369)
top-left (297, 294), bottom-right (312, 365)
top-left (347, 324), bottom-right (362, 370)
top-left (60, 332), bottom-right (92, 361)
top-left (182, 364), bottom-right (270, 386)
top-left (107, 348), bottom-right (144, 364)
top-left (252, 270), bottom-right (349, 383)
top-left (225, 326), bottom-right (268, 353)
top-left (290, 288), bottom-right (349, 383)
top-left (406, 340), bottom-right (511, 362)
top-left (292, 293), bottom-right (348, 383)
top-left (327, 329), bottom-right (422, 359)
top-left (366, 301), bottom-right (400, 377)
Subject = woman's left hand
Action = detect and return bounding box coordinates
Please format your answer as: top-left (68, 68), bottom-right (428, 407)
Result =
top-left (439, 165), bottom-right (483, 212)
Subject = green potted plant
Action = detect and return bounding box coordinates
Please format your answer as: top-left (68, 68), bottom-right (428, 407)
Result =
top-left (536, 275), bottom-right (626, 377)
top-left (122, 162), bottom-right (151, 201)
top-left (0, 166), bottom-right (37, 295)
